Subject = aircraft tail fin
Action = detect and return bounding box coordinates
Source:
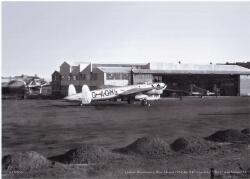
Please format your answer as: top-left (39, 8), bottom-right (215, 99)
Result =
top-left (68, 84), bottom-right (77, 96)
top-left (81, 85), bottom-right (92, 104)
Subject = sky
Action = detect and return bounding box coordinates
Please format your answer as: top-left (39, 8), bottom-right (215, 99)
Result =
top-left (2, 2), bottom-right (250, 79)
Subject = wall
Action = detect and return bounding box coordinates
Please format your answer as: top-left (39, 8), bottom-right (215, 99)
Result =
top-left (239, 75), bottom-right (250, 96)
top-left (51, 71), bottom-right (61, 96)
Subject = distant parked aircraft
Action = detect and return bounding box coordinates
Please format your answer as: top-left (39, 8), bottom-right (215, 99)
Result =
top-left (165, 84), bottom-right (216, 97)
top-left (191, 84), bottom-right (215, 96)
top-left (26, 79), bottom-right (50, 94)
top-left (2, 77), bottom-right (50, 95)
top-left (64, 82), bottom-right (167, 106)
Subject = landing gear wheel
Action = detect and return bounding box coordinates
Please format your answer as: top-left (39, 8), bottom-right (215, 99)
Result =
top-left (141, 100), bottom-right (150, 107)
top-left (128, 97), bottom-right (135, 104)
top-left (141, 100), bottom-right (145, 106)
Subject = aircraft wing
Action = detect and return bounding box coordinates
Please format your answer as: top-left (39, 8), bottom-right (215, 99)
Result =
top-left (119, 87), bottom-right (152, 96)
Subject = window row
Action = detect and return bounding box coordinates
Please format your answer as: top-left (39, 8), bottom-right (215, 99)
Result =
top-left (106, 73), bottom-right (129, 80)
top-left (58, 73), bottom-right (130, 81)
top-left (61, 73), bottom-right (98, 81)
top-left (135, 74), bottom-right (152, 79)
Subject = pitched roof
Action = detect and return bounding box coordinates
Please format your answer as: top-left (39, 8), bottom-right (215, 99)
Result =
top-left (80, 64), bottom-right (89, 72)
top-left (52, 70), bottom-right (61, 75)
top-left (132, 63), bottom-right (250, 75)
top-left (60, 61), bottom-right (70, 67)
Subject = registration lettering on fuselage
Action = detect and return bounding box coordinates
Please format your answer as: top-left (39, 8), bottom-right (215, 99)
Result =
top-left (92, 88), bottom-right (119, 99)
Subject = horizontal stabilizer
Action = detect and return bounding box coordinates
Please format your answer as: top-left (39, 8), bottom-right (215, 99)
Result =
top-left (81, 85), bottom-right (92, 104)
top-left (68, 84), bottom-right (76, 96)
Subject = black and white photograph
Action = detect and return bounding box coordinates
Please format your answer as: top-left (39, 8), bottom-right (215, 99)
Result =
top-left (1, 1), bottom-right (250, 179)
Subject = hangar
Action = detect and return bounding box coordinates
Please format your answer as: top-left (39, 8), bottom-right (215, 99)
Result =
top-left (132, 63), bottom-right (250, 96)
top-left (51, 61), bottom-right (250, 97)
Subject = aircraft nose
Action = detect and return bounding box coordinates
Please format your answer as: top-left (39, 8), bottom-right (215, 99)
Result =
top-left (155, 83), bottom-right (166, 89)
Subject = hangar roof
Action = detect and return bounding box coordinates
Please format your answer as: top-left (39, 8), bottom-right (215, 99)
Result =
top-left (132, 63), bottom-right (250, 75)
top-left (98, 67), bottom-right (132, 73)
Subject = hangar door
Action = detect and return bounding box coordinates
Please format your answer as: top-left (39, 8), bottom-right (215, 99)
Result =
top-left (240, 75), bottom-right (250, 96)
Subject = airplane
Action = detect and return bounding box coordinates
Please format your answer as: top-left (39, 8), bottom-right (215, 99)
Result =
top-left (2, 77), bottom-right (50, 96)
top-left (26, 79), bottom-right (50, 94)
top-left (162, 85), bottom-right (216, 98)
top-left (191, 84), bottom-right (215, 97)
top-left (64, 82), bottom-right (167, 106)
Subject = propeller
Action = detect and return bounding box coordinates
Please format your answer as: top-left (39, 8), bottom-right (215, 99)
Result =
top-left (152, 83), bottom-right (167, 90)
top-left (162, 84), bottom-right (167, 90)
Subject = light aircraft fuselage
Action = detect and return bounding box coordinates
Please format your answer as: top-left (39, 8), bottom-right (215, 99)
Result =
top-left (64, 82), bottom-right (167, 106)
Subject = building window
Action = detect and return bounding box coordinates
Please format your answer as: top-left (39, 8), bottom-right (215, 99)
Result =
top-left (122, 74), bottom-right (129, 80)
top-left (153, 75), bottom-right (162, 82)
top-left (106, 73), bottom-right (114, 80)
top-left (73, 75), bottom-right (76, 81)
top-left (136, 74), bottom-right (152, 80)
top-left (106, 73), bottom-right (129, 80)
top-left (116, 73), bottom-right (120, 79)
top-left (86, 74), bottom-right (91, 80)
top-left (79, 74), bottom-right (85, 80)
